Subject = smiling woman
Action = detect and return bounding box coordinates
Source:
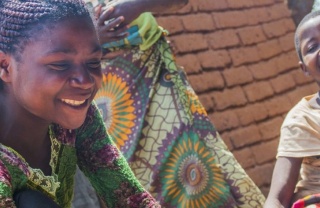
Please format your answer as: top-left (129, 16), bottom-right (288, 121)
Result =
top-left (0, 0), bottom-right (158, 207)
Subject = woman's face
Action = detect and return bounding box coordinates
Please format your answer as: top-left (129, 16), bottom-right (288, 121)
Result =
top-left (7, 16), bottom-right (102, 129)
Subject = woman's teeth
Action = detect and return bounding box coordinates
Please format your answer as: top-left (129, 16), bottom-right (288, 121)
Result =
top-left (61, 99), bottom-right (86, 106)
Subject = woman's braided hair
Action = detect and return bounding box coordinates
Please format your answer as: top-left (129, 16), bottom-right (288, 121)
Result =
top-left (0, 0), bottom-right (92, 55)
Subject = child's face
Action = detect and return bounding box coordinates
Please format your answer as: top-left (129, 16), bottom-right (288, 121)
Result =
top-left (299, 15), bottom-right (320, 84)
top-left (7, 16), bottom-right (102, 129)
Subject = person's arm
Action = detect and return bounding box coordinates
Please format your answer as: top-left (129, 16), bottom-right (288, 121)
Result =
top-left (264, 157), bottom-right (302, 208)
top-left (108, 0), bottom-right (188, 25)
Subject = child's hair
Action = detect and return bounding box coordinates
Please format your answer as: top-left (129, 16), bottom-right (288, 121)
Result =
top-left (294, 10), bottom-right (320, 62)
top-left (0, 0), bottom-right (92, 56)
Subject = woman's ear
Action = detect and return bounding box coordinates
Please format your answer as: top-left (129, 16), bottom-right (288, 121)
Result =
top-left (299, 61), bottom-right (310, 76)
top-left (0, 51), bottom-right (12, 83)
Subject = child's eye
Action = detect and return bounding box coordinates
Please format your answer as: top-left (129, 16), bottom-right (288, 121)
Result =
top-left (306, 44), bottom-right (318, 53)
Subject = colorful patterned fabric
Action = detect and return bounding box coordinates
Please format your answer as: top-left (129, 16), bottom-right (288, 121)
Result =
top-left (78, 1), bottom-right (265, 207)
top-left (93, 36), bottom-right (266, 207)
top-left (0, 104), bottom-right (159, 208)
top-left (86, 0), bottom-right (164, 51)
top-left (292, 193), bottom-right (320, 208)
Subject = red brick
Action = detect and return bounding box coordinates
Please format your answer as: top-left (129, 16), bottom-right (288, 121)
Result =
top-left (235, 105), bottom-right (255, 126)
top-left (233, 148), bottom-right (255, 169)
top-left (275, 51), bottom-right (300, 73)
top-left (198, 0), bottom-right (228, 11)
top-left (229, 46), bottom-right (261, 66)
top-left (220, 132), bottom-right (234, 151)
top-left (248, 59), bottom-right (279, 80)
top-left (181, 14), bottom-right (215, 32)
top-left (213, 11), bottom-right (248, 29)
top-left (270, 73), bottom-right (296, 94)
top-left (170, 34), bottom-right (208, 53)
top-left (279, 33), bottom-right (295, 52)
top-left (205, 29), bottom-right (240, 49)
top-left (223, 66), bottom-right (254, 87)
top-left (281, 18), bottom-right (296, 32)
top-left (264, 96), bottom-right (294, 117)
top-left (245, 7), bottom-right (272, 24)
top-left (209, 110), bottom-right (240, 132)
top-left (250, 102), bottom-right (269, 122)
top-left (188, 71), bottom-right (225, 93)
top-left (251, 139), bottom-right (279, 164)
top-left (156, 16), bottom-right (184, 35)
top-left (262, 19), bottom-right (292, 38)
top-left (258, 117), bottom-right (283, 141)
top-left (226, 0), bottom-right (254, 9)
top-left (253, 0), bottom-right (275, 6)
top-left (206, 29), bottom-right (240, 49)
top-left (246, 163), bottom-right (274, 187)
top-left (291, 69), bottom-right (314, 85)
top-left (198, 93), bottom-right (214, 112)
top-left (244, 81), bottom-right (274, 102)
top-left (229, 125), bottom-right (262, 148)
top-left (237, 25), bottom-right (267, 45)
top-left (212, 87), bottom-right (247, 110)
top-left (197, 49), bottom-right (231, 69)
top-left (176, 2), bottom-right (193, 15)
top-left (156, 1), bottom-right (193, 15)
top-left (257, 39), bottom-right (283, 60)
top-left (267, 3), bottom-right (292, 20)
top-left (175, 54), bottom-right (202, 75)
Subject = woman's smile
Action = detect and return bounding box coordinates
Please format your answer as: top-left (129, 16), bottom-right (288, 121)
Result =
top-left (61, 98), bottom-right (87, 107)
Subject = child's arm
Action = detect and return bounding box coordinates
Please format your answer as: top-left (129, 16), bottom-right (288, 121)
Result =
top-left (264, 157), bottom-right (302, 208)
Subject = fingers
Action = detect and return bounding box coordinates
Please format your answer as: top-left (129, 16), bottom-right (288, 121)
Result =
top-left (96, 5), bottom-right (129, 44)
top-left (98, 28), bottom-right (129, 44)
top-left (97, 6), bottom-right (115, 26)
top-left (94, 4), bottom-right (102, 20)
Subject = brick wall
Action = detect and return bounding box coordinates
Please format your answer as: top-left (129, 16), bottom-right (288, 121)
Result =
top-left (155, 0), bottom-right (318, 196)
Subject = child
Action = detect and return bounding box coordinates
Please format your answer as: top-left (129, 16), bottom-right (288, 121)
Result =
top-left (0, 0), bottom-right (159, 207)
top-left (265, 10), bottom-right (320, 208)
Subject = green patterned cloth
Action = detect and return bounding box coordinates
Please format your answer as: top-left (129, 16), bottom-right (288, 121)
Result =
top-left (0, 104), bottom-right (159, 208)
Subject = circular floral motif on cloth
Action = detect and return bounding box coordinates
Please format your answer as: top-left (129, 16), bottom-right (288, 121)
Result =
top-left (157, 130), bottom-right (229, 207)
top-left (95, 73), bottom-right (136, 151)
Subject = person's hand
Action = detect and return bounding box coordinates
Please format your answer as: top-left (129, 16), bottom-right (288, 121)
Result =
top-left (105, 0), bottom-right (146, 28)
top-left (95, 5), bottom-right (129, 45)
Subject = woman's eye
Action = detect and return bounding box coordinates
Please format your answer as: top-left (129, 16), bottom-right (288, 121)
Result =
top-left (48, 63), bottom-right (70, 71)
top-left (87, 61), bottom-right (101, 69)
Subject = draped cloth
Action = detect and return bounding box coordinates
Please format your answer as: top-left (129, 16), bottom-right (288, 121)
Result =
top-left (94, 36), bottom-right (265, 208)
top-left (80, 1), bottom-right (266, 207)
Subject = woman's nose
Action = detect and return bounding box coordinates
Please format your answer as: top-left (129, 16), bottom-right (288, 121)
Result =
top-left (69, 66), bottom-right (95, 89)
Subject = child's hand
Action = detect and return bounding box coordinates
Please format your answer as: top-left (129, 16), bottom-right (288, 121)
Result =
top-left (95, 5), bottom-right (129, 45)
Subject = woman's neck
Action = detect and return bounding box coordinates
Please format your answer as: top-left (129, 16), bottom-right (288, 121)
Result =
top-left (0, 93), bottom-right (50, 149)
top-left (0, 93), bottom-right (52, 174)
